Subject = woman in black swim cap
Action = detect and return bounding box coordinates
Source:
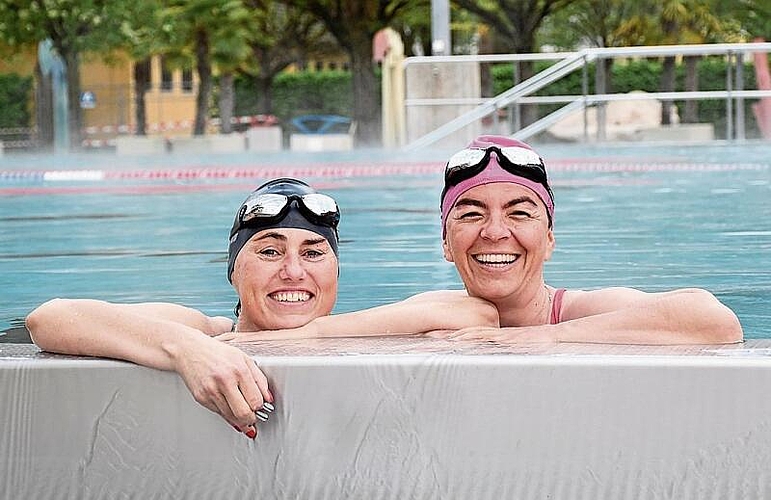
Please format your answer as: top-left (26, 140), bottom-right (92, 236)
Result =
top-left (226, 178), bottom-right (340, 332)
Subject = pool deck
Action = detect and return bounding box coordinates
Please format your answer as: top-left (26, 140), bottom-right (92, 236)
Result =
top-left (3, 338), bottom-right (771, 499)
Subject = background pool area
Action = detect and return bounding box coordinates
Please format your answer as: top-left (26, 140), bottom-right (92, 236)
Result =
top-left (1, 142), bottom-right (770, 338)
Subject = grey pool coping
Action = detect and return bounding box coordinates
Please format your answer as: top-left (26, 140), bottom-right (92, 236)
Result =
top-left (4, 338), bottom-right (771, 498)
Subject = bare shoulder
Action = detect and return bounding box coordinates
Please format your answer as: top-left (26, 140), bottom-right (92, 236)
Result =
top-left (562, 287), bottom-right (718, 320)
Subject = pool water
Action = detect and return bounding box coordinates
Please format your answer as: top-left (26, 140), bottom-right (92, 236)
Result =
top-left (1, 144), bottom-right (770, 338)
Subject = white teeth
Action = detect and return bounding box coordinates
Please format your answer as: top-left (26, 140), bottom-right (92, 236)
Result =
top-left (474, 253), bottom-right (518, 265)
top-left (271, 291), bottom-right (311, 303)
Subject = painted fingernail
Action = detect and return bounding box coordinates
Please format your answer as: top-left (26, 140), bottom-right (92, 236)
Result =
top-left (255, 410), bottom-right (269, 422)
top-left (262, 402), bottom-right (275, 413)
top-left (245, 427), bottom-right (257, 439)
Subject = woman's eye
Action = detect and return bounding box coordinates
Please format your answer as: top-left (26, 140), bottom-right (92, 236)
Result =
top-left (458, 211), bottom-right (483, 219)
top-left (510, 210), bottom-right (532, 218)
top-left (304, 249), bottom-right (324, 259)
top-left (259, 248), bottom-right (279, 257)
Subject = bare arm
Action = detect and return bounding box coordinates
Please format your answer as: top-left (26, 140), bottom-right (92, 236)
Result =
top-left (218, 290), bottom-right (499, 341)
top-left (26, 298), bottom-right (271, 437)
top-left (448, 287), bottom-right (743, 345)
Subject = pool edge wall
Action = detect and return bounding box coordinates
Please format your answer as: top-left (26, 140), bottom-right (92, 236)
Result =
top-left (2, 341), bottom-right (771, 499)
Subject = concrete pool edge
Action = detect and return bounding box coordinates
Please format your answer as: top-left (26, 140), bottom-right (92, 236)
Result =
top-left (3, 339), bottom-right (771, 498)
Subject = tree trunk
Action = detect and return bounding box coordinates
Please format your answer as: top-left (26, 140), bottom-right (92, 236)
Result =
top-left (194, 29), bottom-right (212, 136)
top-left (517, 60), bottom-right (538, 128)
top-left (683, 55), bottom-right (700, 123)
top-left (219, 72), bottom-right (234, 134)
top-left (660, 56), bottom-right (677, 125)
top-left (62, 49), bottom-right (82, 150)
top-left (348, 42), bottom-right (380, 147)
top-left (256, 75), bottom-right (273, 115)
top-left (34, 61), bottom-right (54, 151)
top-left (603, 58), bottom-right (614, 94)
top-left (133, 58), bottom-right (151, 136)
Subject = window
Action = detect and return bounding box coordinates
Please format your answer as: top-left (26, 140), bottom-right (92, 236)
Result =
top-left (160, 56), bottom-right (173, 92)
top-left (182, 68), bottom-right (193, 92)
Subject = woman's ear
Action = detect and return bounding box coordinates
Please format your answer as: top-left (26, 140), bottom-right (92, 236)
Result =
top-left (544, 228), bottom-right (555, 261)
top-left (442, 237), bottom-right (454, 263)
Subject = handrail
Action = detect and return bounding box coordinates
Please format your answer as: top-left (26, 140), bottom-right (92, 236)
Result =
top-left (511, 99), bottom-right (586, 141)
top-left (402, 42), bottom-right (771, 150)
top-left (404, 50), bottom-right (596, 151)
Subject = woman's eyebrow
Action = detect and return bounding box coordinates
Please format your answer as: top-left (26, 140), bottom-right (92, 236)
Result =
top-left (254, 232), bottom-right (287, 242)
top-left (504, 196), bottom-right (538, 209)
top-left (454, 198), bottom-right (487, 209)
top-left (302, 237), bottom-right (327, 246)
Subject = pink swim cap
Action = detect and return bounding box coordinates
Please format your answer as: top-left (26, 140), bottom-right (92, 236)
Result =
top-left (440, 135), bottom-right (554, 237)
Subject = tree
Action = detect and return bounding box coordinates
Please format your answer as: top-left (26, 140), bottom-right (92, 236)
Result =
top-left (243, 0), bottom-right (333, 116)
top-left (284, 0), bottom-right (418, 146)
top-left (452, 0), bottom-right (578, 126)
top-left (649, 0), bottom-right (722, 124)
top-left (160, 0), bottom-right (254, 136)
top-left (539, 0), bottom-right (647, 94)
top-left (117, 0), bottom-right (165, 136)
top-left (0, 0), bottom-right (136, 150)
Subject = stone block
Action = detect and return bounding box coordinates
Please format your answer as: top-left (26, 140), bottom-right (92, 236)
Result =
top-left (245, 126), bottom-right (283, 152)
top-left (114, 136), bottom-right (168, 155)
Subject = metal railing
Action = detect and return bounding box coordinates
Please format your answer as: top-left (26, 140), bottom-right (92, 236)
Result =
top-left (402, 42), bottom-right (771, 151)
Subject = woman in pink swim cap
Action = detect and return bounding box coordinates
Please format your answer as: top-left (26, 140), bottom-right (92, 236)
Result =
top-left (437, 135), bottom-right (743, 344)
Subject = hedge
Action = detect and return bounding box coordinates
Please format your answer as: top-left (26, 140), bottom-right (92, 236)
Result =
top-left (0, 73), bottom-right (33, 128)
top-left (490, 57), bottom-right (761, 138)
top-left (233, 58), bottom-right (763, 140)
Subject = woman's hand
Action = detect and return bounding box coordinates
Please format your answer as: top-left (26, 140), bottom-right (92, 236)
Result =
top-left (171, 335), bottom-right (274, 439)
top-left (430, 325), bottom-right (556, 343)
top-left (215, 326), bottom-right (317, 343)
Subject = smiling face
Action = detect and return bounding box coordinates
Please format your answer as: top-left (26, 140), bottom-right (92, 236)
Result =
top-left (231, 228), bottom-right (338, 330)
top-left (442, 182), bottom-right (555, 306)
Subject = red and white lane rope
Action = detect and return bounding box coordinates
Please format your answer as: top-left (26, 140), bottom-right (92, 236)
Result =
top-left (0, 160), bottom-right (768, 184)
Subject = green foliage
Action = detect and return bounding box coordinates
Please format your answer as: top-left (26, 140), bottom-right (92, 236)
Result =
top-left (491, 56), bottom-right (763, 137)
top-left (0, 0), bottom-right (138, 54)
top-left (0, 73), bottom-right (32, 128)
top-left (263, 70), bottom-right (353, 123)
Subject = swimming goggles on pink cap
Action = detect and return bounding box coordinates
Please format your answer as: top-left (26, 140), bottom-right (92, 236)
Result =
top-left (237, 192), bottom-right (340, 232)
top-left (441, 145), bottom-right (553, 203)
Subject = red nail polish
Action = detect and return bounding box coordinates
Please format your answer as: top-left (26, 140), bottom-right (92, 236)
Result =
top-left (245, 427), bottom-right (257, 439)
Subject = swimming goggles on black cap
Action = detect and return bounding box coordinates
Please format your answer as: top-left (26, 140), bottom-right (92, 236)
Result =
top-left (441, 145), bottom-right (553, 202)
top-left (233, 192), bottom-right (340, 236)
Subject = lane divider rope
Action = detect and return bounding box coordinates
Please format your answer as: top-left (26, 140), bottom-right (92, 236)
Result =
top-left (0, 161), bottom-right (769, 183)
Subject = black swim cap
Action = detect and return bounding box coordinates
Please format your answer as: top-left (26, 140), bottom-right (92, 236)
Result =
top-left (227, 178), bottom-right (340, 283)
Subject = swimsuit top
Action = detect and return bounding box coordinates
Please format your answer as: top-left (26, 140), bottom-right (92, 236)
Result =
top-left (549, 288), bottom-right (566, 325)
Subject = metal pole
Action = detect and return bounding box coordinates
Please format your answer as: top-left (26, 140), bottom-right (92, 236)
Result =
top-left (513, 62), bottom-right (521, 132)
top-left (735, 52), bottom-right (745, 141)
top-left (431, 0), bottom-right (451, 56)
top-left (726, 51), bottom-right (733, 141)
top-left (582, 55), bottom-right (588, 143)
top-left (595, 55), bottom-right (606, 142)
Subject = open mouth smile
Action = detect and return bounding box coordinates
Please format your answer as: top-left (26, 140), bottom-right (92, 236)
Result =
top-left (473, 253), bottom-right (519, 267)
top-left (269, 291), bottom-right (313, 303)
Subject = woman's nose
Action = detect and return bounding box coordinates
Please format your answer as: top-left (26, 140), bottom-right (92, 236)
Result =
top-left (279, 254), bottom-right (306, 280)
top-left (480, 213), bottom-right (510, 240)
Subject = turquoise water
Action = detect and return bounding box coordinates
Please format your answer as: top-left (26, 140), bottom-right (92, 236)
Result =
top-left (1, 143), bottom-right (770, 338)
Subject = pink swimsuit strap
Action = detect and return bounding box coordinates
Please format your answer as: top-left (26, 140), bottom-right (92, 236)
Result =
top-left (549, 288), bottom-right (566, 325)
